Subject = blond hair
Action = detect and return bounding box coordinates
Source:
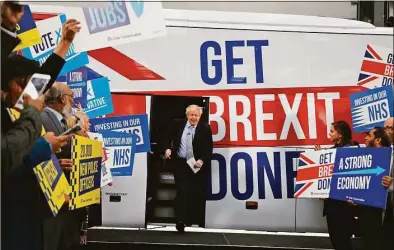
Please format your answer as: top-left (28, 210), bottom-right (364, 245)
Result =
top-left (185, 104), bottom-right (202, 115)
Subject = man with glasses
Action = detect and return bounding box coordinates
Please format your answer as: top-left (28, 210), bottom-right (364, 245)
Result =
top-left (41, 82), bottom-right (81, 250)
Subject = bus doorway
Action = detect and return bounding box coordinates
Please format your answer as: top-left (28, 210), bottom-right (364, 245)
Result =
top-left (146, 95), bottom-right (210, 226)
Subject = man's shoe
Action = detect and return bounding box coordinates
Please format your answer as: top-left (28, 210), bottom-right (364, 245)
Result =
top-left (176, 222), bottom-right (185, 233)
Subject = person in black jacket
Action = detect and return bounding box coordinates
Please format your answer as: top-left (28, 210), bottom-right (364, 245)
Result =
top-left (315, 120), bottom-right (358, 250)
top-left (41, 82), bottom-right (82, 250)
top-left (1, 55), bottom-right (73, 250)
top-left (358, 127), bottom-right (392, 250)
top-left (164, 104), bottom-right (213, 233)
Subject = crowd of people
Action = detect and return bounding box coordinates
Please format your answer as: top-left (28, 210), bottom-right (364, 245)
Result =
top-left (1, 2), bottom-right (94, 250)
top-left (316, 118), bottom-right (394, 250)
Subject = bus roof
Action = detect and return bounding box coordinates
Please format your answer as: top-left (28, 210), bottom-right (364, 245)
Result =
top-left (28, 4), bottom-right (393, 36)
top-left (164, 9), bottom-right (393, 35)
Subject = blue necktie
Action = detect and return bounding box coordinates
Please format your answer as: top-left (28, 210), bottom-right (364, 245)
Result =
top-left (186, 126), bottom-right (194, 160)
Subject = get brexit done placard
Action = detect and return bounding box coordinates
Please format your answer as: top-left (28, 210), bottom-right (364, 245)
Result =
top-left (295, 149), bottom-right (336, 199)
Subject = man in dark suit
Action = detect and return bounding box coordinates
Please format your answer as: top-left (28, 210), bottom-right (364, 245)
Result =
top-left (41, 82), bottom-right (82, 250)
top-left (383, 117), bottom-right (393, 250)
top-left (360, 127), bottom-right (392, 250)
top-left (164, 104), bottom-right (213, 233)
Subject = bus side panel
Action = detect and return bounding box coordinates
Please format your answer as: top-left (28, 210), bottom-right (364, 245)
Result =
top-left (295, 198), bottom-right (327, 233)
top-left (206, 147), bottom-right (300, 231)
top-left (101, 94), bottom-right (150, 227)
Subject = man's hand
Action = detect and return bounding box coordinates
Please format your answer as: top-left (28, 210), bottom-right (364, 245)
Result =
top-left (64, 193), bottom-right (70, 204)
top-left (194, 160), bottom-right (203, 168)
top-left (61, 19), bottom-right (81, 43)
top-left (347, 200), bottom-right (357, 206)
top-left (314, 145), bottom-right (322, 151)
top-left (382, 176), bottom-right (393, 189)
top-left (43, 132), bottom-right (73, 153)
top-left (59, 159), bottom-right (73, 172)
top-left (164, 149), bottom-right (171, 159)
top-left (23, 94), bottom-right (45, 112)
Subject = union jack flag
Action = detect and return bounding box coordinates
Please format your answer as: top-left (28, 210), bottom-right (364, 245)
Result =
top-left (294, 152), bottom-right (334, 198)
top-left (358, 44), bottom-right (393, 88)
top-left (294, 154), bottom-right (315, 198)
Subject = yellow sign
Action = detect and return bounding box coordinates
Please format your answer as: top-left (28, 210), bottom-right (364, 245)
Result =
top-left (34, 155), bottom-right (72, 216)
top-left (13, 5), bottom-right (41, 51)
top-left (7, 108), bottom-right (71, 216)
top-left (70, 135), bottom-right (102, 210)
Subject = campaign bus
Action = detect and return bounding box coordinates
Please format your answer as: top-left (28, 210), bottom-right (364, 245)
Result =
top-left (30, 5), bottom-right (393, 233)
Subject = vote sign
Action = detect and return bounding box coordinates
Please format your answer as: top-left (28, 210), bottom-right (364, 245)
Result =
top-left (295, 149), bottom-right (336, 198)
top-left (330, 147), bottom-right (392, 209)
top-left (21, 14), bottom-right (89, 76)
top-left (89, 114), bottom-right (151, 153)
top-left (350, 86), bottom-right (394, 132)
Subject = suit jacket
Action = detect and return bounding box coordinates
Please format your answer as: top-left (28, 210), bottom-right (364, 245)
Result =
top-left (41, 108), bottom-right (71, 159)
top-left (169, 120), bottom-right (213, 171)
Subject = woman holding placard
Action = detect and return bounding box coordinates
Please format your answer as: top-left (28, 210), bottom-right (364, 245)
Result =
top-left (315, 120), bottom-right (358, 250)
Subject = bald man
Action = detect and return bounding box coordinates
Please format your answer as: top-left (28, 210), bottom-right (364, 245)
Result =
top-left (384, 117), bottom-right (393, 143)
top-left (40, 83), bottom-right (81, 250)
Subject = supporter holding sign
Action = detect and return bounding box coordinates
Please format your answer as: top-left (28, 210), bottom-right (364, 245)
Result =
top-left (315, 121), bottom-right (358, 250)
top-left (382, 117), bottom-right (394, 250)
top-left (354, 127), bottom-right (392, 250)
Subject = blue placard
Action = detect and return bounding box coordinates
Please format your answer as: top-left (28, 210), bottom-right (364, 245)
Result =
top-left (350, 86), bottom-right (394, 132)
top-left (69, 82), bottom-right (87, 109)
top-left (84, 77), bottom-right (114, 118)
top-left (101, 130), bottom-right (136, 176)
top-left (21, 14), bottom-right (89, 76)
top-left (66, 66), bottom-right (104, 83)
top-left (329, 147), bottom-right (392, 208)
top-left (78, 157), bottom-right (102, 195)
top-left (89, 114), bottom-right (151, 153)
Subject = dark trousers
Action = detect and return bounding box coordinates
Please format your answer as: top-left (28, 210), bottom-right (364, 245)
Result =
top-left (359, 206), bottom-right (384, 250)
top-left (325, 200), bottom-right (355, 250)
top-left (172, 158), bottom-right (205, 226)
top-left (42, 211), bottom-right (80, 250)
top-left (382, 205), bottom-right (394, 250)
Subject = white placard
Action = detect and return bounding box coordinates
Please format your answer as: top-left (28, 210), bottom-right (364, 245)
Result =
top-left (30, 1), bottom-right (166, 51)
